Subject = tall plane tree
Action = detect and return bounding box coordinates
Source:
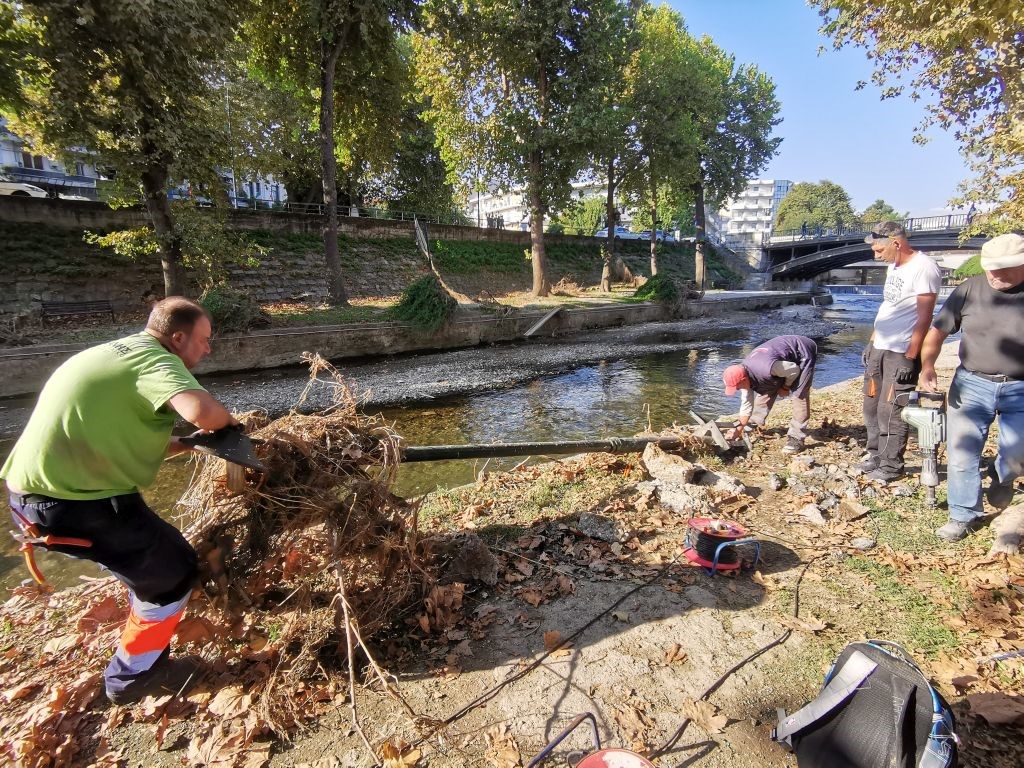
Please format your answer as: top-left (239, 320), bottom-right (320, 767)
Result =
top-left (248, 0), bottom-right (418, 306)
top-left (620, 4), bottom-right (706, 276)
top-left (689, 35), bottom-right (781, 289)
top-left (5, 0), bottom-right (241, 296)
top-left (415, 0), bottom-right (629, 296)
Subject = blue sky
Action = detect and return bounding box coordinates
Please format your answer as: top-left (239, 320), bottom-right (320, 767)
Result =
top-left (672, 1), bottom-right (970, 216)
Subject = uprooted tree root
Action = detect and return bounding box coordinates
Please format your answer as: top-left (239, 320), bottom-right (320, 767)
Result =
top-left (176, 354), bottom-right (432, 732)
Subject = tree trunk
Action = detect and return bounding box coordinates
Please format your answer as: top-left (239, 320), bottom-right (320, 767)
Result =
top-left (319, 32), bottom-right (350, 307)
top-left (139, 158), bottom-right (183, 297)
top-left (649, 174), bottom-right (658, 276)
top-left (600, 159), bottom-right (616, 292)
top-left (527, 152), bottom-right (549, 297)
top-left (693, 180), bottom-right (707, 293)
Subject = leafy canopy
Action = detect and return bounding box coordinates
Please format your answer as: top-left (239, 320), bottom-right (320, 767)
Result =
top-left (860, 198), bottom-right (905, 224)
top-left (774, 179), bottom-right (856, 232)
top-left (813, 0), bottom-right (1024, 232)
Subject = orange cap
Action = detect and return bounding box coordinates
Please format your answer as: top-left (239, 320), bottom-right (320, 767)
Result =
top-left (723, 364), bottom-right (749, 396)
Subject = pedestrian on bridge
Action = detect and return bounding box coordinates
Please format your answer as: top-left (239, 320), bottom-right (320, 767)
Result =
top-left (919, 233), bottom-right (1024, 541)
top-left (859, 221), bottom-right (941, 483)
top-left (723, 335), bottom-right (818, 455)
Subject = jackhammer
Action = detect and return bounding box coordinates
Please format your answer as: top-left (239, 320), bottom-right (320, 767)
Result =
top-left (900, 391), bottom-right (946, 506)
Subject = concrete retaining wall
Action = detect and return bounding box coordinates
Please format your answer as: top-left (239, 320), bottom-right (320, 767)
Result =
top-left (0, 293), bottom-right (811, 399)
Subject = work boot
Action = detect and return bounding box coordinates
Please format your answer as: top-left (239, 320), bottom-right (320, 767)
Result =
top-left (106, 654), bottom-right (205, 705)
top-left (936, 519), bottom-right (980, 542)
top-left (986, 466), bottom-right (1017, 510)
top-left (782, 437), bottom-right (805, 454)
top-left (865, 467), bottom-right (903, 484)
top-left (855, 455), bottom-right (879, 473)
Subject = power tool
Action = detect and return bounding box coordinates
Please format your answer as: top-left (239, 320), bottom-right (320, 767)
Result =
top-left (900, 391), bottom-right (946, 506)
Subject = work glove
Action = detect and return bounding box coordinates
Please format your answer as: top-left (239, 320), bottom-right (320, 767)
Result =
top-left (894, 366), bottom-right (915, 385)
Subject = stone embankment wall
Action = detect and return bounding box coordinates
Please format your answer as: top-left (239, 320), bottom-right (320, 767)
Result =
top-left (0, 196), bottom-right (738, 316)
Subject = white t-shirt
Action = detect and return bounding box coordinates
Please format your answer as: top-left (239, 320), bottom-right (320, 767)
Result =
top-left (872, 253), bottom-right (941, 353)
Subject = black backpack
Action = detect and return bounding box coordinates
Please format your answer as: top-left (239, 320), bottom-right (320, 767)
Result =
top-left (773, 640), bottom-right (958, 768)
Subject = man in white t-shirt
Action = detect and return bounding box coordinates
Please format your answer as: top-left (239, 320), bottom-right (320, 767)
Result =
top-left (859, 221), bottom-right (941, 482)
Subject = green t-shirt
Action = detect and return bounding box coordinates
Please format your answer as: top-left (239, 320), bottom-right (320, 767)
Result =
top-left (1, 332), bottom-right (204, 500)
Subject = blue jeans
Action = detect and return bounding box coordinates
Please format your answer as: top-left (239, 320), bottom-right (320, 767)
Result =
top-left (945, 368), bottom-right (1024, 522)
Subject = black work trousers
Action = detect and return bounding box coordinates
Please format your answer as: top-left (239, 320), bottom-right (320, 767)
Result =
top-left (863, 342), bottom-right (921, 473)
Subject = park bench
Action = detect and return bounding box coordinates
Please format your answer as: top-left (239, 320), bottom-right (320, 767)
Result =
top-left (41, 299), bottom-right (115, 324)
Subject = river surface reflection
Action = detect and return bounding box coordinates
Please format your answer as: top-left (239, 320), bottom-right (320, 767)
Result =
top-left (0, 293), bottom-right (879, 591)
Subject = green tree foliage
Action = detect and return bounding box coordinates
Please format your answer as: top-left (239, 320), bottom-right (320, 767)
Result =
top-left (620, 5), bottom-right (707, 276)
top-left (953, 253), bottom-right (982, 279)
top-left (5, 0), bottom-right (243, 296)
top-left (0, 3), bottom-right (28, 112)
top-left (689, 35), bottom-right (781, 286)
top-left (389, 274), bottom-right (456, 330)
top-left (552, 196), bottom-right (608, 236)
top-left (813, 1), bottom-right (1024, 232)
top-left (584, 6), bottom-right (636, 290)
top-left (629, 190), bottom-right (688, 234)
top-left (246, 0), bottom-right (419, 306)
top-left (84, 204), bottom-right (265, 291)
top-left (774, 180), bottom-right (856, 233)
top-left (859, 198), bottom-right (905, 225)
top-left (415, 0), bottom-right (630, 296)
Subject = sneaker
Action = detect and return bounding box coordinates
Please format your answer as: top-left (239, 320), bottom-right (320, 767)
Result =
top-left (106, 655), bottom-right (205, 705)
top-left (865, 467), bottom-right (902, 484)
top-left (935, 519), bottom-right (978, 542)
top-left (782, 437), bottom-right (805, 454)
top-left (986, 466), bottom-right (1017, 510)
top-left (855, 455), bottom-right (879, 473)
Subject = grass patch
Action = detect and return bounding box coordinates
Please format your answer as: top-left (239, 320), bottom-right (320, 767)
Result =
top-left (861, 490), bottom-right (951, 553)
top-left (844, 557), bottom-right (960, 655)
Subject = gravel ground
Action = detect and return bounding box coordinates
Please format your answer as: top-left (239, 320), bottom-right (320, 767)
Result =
top-left (0, 305), bottom-right (841, 438)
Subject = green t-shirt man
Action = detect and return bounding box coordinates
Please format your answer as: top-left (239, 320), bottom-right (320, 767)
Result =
top-left (1, 332), bottom-right (204, 500)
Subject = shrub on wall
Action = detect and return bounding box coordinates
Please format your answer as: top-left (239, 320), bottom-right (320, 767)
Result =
top-left (389, 275), bottom-right (456, 331)
top-left (631, 273), bottom-right (681, 304)
top-left (200, 286), bottom-right (270, 333)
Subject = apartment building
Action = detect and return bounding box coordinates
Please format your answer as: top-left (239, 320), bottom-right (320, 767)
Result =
top-left (716, 179), bottom-right (793, 247)
top-left (465, 180), bottom-right (630, 231)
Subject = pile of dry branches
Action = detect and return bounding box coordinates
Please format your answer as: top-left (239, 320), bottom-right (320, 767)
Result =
top-left (176, 354), bottom-right (429, 730)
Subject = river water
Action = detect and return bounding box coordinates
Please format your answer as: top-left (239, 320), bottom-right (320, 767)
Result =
top-left (0, 292), bottom-right (881, 591)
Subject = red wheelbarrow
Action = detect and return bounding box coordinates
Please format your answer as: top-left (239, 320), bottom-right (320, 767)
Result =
top-left (527, 713), bottom-right (655, 767)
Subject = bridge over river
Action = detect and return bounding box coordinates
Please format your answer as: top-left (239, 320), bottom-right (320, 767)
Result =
top-left (764, 214), bottom-right (984, 280)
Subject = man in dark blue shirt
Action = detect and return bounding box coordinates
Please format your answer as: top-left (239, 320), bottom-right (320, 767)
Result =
top-left (723, 335), bottom-right (818, 454)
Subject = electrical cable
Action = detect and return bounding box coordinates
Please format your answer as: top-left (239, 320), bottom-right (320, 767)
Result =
top-left (647, 553), bottom-right (825, 761)
top-left (405, 553), bottom-right (684, 752)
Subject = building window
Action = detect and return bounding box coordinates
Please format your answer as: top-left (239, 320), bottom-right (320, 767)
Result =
top-left (20, 152), bottom-right (45, 170)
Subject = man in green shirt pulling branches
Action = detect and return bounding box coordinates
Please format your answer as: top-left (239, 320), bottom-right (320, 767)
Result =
top-left (3, 297), bottom-right (239, 704)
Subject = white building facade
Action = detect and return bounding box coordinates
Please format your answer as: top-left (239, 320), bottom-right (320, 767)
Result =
top-left (465, 180), bottom-right (629, 232)
top-left (715, 179), bottom-right (793, 247)
top-left (2, 121), bottom-right (285, 207)
top-left (1, 122), bottom-right (103, 197)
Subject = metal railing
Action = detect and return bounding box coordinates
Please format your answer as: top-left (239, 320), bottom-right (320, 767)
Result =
top-left (767, 214), bottom-right (971, 245)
